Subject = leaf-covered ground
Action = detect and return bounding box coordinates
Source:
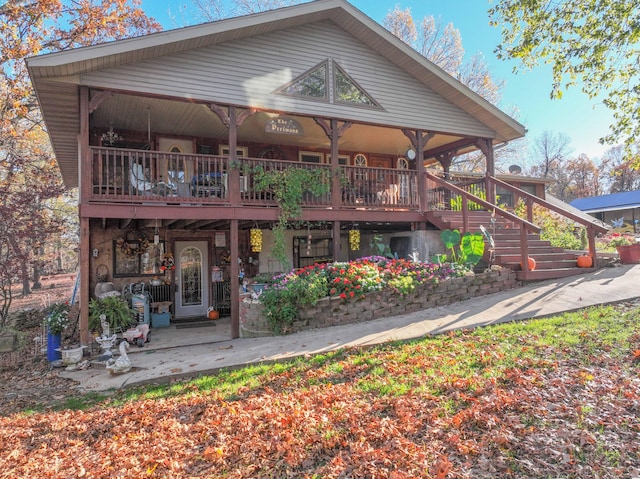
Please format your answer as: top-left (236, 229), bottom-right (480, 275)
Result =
top-left (1, 302), bottom-right (639, 478)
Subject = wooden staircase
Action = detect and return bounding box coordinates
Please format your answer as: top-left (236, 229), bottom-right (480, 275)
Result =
top-left (427, 210), bottom-right (597, 281)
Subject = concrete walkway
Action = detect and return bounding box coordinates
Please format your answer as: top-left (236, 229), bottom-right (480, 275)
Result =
top-left (62, 264), bottom-right (640, 393)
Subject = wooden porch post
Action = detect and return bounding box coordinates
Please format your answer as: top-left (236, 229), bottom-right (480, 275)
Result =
top-left (230, 219), bottom-right (239, 338)
top-left (209, 104), bottom-right (255, 205)
top-left (78, 86), bottom-right (91, 345)
top-left (314, 118), bottom-right (352, 208)
top-left (333, 221), bottom-right (341, 262)
top-left (476, 139), bottom-right (496, 204)
top-left (402, 129), bottom-right (434, 214)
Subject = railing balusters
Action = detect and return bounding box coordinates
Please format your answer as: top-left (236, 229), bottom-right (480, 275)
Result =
top-left (89, 146), bottom-right (418, 210)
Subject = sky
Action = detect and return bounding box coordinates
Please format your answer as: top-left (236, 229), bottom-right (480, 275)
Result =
top-left (141, 0), bottom-right (616, 165)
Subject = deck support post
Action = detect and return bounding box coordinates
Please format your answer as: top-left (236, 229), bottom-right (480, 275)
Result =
top-left (230, 219), bottom-right (239, 339)
top-left (79, 86), bottom-right (91, 345)
top-left (314, 118), bottom-right (352, 208)
top-left (475, 138), bottom-right (496, 204)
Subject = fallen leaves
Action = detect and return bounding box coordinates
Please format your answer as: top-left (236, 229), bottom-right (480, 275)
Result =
top-left (1, 303), bottom-right (640, 478)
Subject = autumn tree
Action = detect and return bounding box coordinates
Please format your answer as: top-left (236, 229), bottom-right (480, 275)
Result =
top-left (603, 145), bottom-right (640, 193)
top-left (383, 6), bottom-right (521, 174)
top-left (175, 0), bottom-right (303, 24)
top-left (0, 1), bottom-right (160, 321)
top-left (489, 0), bottom-right (640, 157)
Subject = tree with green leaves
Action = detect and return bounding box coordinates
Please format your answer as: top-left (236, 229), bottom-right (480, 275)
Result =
top-left (489, 1), bottom-right (640, 157)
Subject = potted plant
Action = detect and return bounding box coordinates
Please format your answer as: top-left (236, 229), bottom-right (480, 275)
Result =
top-left (89, 296), bottom-right (135, 333)
top-left (610, 234), bottom-right (640, 264)
top-left (250, 273), bottom-right (274, 294)
top-left (45, 302), bottom-right (70, 361)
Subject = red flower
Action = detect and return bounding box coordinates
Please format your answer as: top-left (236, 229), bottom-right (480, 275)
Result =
top-left (349, 291), bottom-right (355, 298)
top-left (339, 293), bottom-right (347, 299)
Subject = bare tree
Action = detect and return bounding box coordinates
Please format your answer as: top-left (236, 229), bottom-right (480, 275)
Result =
top-left (528, 131), bottom-right (572, 179)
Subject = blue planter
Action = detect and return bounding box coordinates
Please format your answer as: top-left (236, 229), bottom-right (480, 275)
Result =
top-left (47, 331), bottom-right (62, 362)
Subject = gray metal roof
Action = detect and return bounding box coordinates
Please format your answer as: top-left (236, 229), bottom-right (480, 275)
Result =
top-left (27, 0), bottom-right (526, 188)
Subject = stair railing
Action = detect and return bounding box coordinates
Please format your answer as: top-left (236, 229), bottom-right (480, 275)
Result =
top-left (486, 175), bottom-right (609, 267)
top-left (425, 171), bottom-right (540, 271)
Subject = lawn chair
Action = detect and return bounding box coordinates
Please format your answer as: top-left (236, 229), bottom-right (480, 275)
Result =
top-left (130, 162), bottom-right (175, 196)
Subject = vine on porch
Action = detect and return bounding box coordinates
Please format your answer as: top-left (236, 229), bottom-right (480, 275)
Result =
top-left (253, 166), bottom-right (330, 264)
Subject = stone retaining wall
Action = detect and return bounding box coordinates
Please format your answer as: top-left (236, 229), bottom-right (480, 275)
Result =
top-left (239, 268), bottom-right (519, 338)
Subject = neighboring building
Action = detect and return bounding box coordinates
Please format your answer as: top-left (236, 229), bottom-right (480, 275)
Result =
top-left (28, 0), bottom-right (597, 343)
top-left (570, 191), bottom-right (640, 232)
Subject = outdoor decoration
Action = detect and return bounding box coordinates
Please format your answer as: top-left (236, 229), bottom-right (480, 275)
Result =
top-left (160, 253), bottom-right (175, 272)
top-left (521, 256), bottom-right (537, 271)
top-left (57, 345), bottom-right (86, 370)
top-left (349, 229), bottom-right (360, 250)
top-left (250, 228), bottom-right (262, 252)
top-left (106, 340), bottom-right (132, 374)
top-left (116, 231), bottom-right (150, 256)
top-left (94, 314), bottom-right (117, 360)
top-left (576, 254), bottom-right (593, 268)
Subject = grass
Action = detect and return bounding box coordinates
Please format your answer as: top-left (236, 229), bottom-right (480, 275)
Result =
top-left (5, 301), bottom-right (639, 478)
top-left (59, 303), bottom-right (637, 412)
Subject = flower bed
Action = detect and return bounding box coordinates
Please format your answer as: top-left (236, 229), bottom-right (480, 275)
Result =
top-left (240, 257), bottom-right (518, 337)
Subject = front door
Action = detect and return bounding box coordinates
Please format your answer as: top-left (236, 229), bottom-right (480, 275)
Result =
top-left (175, 241), bottom-right (209, 319)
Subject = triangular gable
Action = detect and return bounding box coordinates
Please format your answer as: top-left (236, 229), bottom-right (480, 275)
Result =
top-left (277, 59), bottom-right (380, 109)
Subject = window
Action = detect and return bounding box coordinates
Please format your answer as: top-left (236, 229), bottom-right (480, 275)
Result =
top-left (279, 61), bottom-right (328, 100)
top-left (218, 145), bottom-right (248, 157)
top-left (299, 151), bottom-right (324, 163)
top-left (114, 241), bottom-right (165, 277)
top-left (276, 59), bottom-right (381, 109)
top-left (328, 154), bottom-right (350, 165)
top-left (334, 62), bottom-right (378, 107)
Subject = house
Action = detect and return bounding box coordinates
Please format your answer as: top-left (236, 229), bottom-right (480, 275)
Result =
top-left (570, 190), bottom-right (640, 232)
top-left (26, 0), bottom-right (605, 344)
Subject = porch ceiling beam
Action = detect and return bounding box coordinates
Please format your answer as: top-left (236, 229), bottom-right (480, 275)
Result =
top-left (423, 137), bottom-right (479, 159)
top-left (208, 103), bottom-right (256, 128)
top-left (88, 90), bottom-right (114, 114)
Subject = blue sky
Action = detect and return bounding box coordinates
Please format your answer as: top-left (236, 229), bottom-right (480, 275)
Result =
top-left (141, 0), bottom-right (615, 164)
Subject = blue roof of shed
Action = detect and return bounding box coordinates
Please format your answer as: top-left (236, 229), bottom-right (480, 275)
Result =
top-left (570, 190), bottom-right (640, 213)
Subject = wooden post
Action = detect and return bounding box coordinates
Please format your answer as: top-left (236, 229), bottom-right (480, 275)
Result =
top-left (230, 219), bottom-right (239, 339)
top-left (333, 221), bottom-right (341, 262)
top-left (78, 87), bottom-right (91, 345)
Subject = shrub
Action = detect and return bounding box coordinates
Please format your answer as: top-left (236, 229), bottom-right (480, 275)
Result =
top-left (259, 257), bottom-right (468, 333)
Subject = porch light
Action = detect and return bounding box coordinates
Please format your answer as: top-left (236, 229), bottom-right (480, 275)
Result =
top-left (250, 227), bottom-right (262, 252)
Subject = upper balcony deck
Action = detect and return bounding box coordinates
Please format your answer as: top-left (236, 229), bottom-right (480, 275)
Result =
top-left (88, 146), bottom-right (421, 213)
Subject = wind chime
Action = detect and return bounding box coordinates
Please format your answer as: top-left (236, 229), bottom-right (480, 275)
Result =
top-left (306, 225), bottom-right (312, 256)
top-left (250, 224), bottom-right (262, 252)
top-left (349, 226), bottom-right (360, 251)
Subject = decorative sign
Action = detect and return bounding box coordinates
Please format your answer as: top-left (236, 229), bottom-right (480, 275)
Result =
top-left (215, 232), bottom-right (226, 247)
top-left (265, 117), bottom-right (304, 135)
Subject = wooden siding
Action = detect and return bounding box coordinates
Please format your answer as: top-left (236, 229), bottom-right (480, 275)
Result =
top-left (80, 21), bottom-right (496, 138)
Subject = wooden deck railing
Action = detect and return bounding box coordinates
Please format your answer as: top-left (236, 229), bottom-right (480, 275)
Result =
top-left (89, 147), bottom-right (418, 210)
top-left (486, 176), bottom-right (609, 267)
top-left (426, 171), bottom-right (541, 272)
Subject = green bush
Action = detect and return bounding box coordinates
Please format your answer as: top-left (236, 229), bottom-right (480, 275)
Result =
top-left (88, 296), bottom-right (135, 332)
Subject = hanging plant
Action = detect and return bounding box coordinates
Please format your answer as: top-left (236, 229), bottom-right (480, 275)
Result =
top-left (250, 228), bottom-right (263, 252)
top-left (253, 166), bottom-right (330, 265)
top-left (349, 229), bottom-right (360, 251)
top-left (116, 231), bottom-right (150, 256)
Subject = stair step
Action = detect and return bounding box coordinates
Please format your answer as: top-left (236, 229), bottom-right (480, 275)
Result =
top-left (502, 259), bottom-right (579, 270)
top-left (496, 252), bottom-right (578, 262)
top-left (493, 246), bottom-right (565, 255)
top-left (495, 239), bottom-right (552, 247)
top-left (516, 267), bottom-right (598, 281)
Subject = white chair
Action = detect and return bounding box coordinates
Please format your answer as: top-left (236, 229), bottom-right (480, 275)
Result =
top-left (130, 163), bottom-right (175, 196)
